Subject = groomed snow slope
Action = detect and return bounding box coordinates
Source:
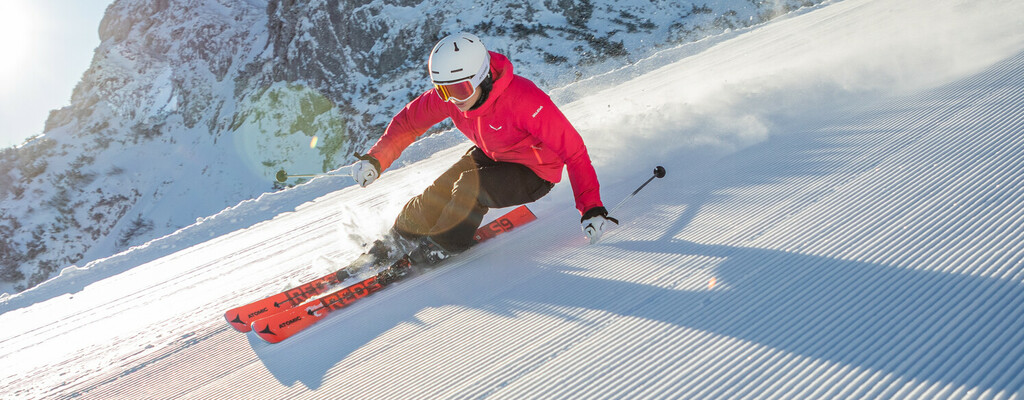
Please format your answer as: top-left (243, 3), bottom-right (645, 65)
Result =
top-left (3, 0), bottom-right (1024, 398)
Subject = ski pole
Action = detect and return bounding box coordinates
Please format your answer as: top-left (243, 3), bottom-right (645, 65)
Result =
top-left (609, 166), bottom-right (666, 215)
top-left (275, 165), bottom-right (353, 183)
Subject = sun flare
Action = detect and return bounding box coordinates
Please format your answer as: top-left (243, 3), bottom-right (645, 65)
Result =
top-left (0, 2), bottom-right (37, 86)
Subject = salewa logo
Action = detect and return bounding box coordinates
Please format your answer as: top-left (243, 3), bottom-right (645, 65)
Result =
top-left (489, 124), bottom-right (503, 131)
top-left (532, 106), bottom-right (544, 118)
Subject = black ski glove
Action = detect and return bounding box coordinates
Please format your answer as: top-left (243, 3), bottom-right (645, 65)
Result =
top-left (352, 152), bottom-right (382, 187)
top-left (353, 152), bottom-right (381, 173)
top-left (581, 206), bottom-right (619, 224)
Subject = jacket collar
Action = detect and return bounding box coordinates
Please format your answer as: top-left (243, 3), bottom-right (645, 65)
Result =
top-left (462, 51), bottom-right (513, 118)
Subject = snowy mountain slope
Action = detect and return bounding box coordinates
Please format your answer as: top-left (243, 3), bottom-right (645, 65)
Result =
top-left (4, 0), bottom-right (1024, 398)
top-left (0, 0), bottom-right (824, 295)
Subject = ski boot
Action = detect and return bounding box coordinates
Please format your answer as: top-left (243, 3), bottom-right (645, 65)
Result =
top-left (373, 238), bottom-right (452, 286)
top-left (343, 239), bottom-right (395, 276)
top-left (344, 229), bottom-right (428, 275)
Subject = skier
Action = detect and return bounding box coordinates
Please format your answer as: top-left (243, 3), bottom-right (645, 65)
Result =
top-left (351, 32), bottom-right (616, 265)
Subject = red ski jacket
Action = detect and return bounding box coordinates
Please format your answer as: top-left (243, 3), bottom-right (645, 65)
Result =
top-left (368, 52), bottom-right (603, 214)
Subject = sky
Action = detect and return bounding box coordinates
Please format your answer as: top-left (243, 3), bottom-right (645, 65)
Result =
top-left (0, 1), bottom-right (113, 149)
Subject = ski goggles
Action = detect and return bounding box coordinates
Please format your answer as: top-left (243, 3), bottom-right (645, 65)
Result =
top-left (433, 79), bottom-right (478, 103)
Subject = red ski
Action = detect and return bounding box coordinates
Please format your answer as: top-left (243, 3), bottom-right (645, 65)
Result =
top-left (225, 205), bottom-right (537, 336)
top-left (248, 205), bottom-right (536, 343)
top-left (224, 262), bottom-right (356, 332)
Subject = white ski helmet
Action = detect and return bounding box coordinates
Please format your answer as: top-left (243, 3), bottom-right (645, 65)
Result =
top-left (428, 32), bottom-right (491, 102)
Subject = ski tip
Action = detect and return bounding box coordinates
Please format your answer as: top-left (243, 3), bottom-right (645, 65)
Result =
top-left (250, 321), bottom-right (286, 344)
top-left (225, 311), bottom-right (253, 333)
